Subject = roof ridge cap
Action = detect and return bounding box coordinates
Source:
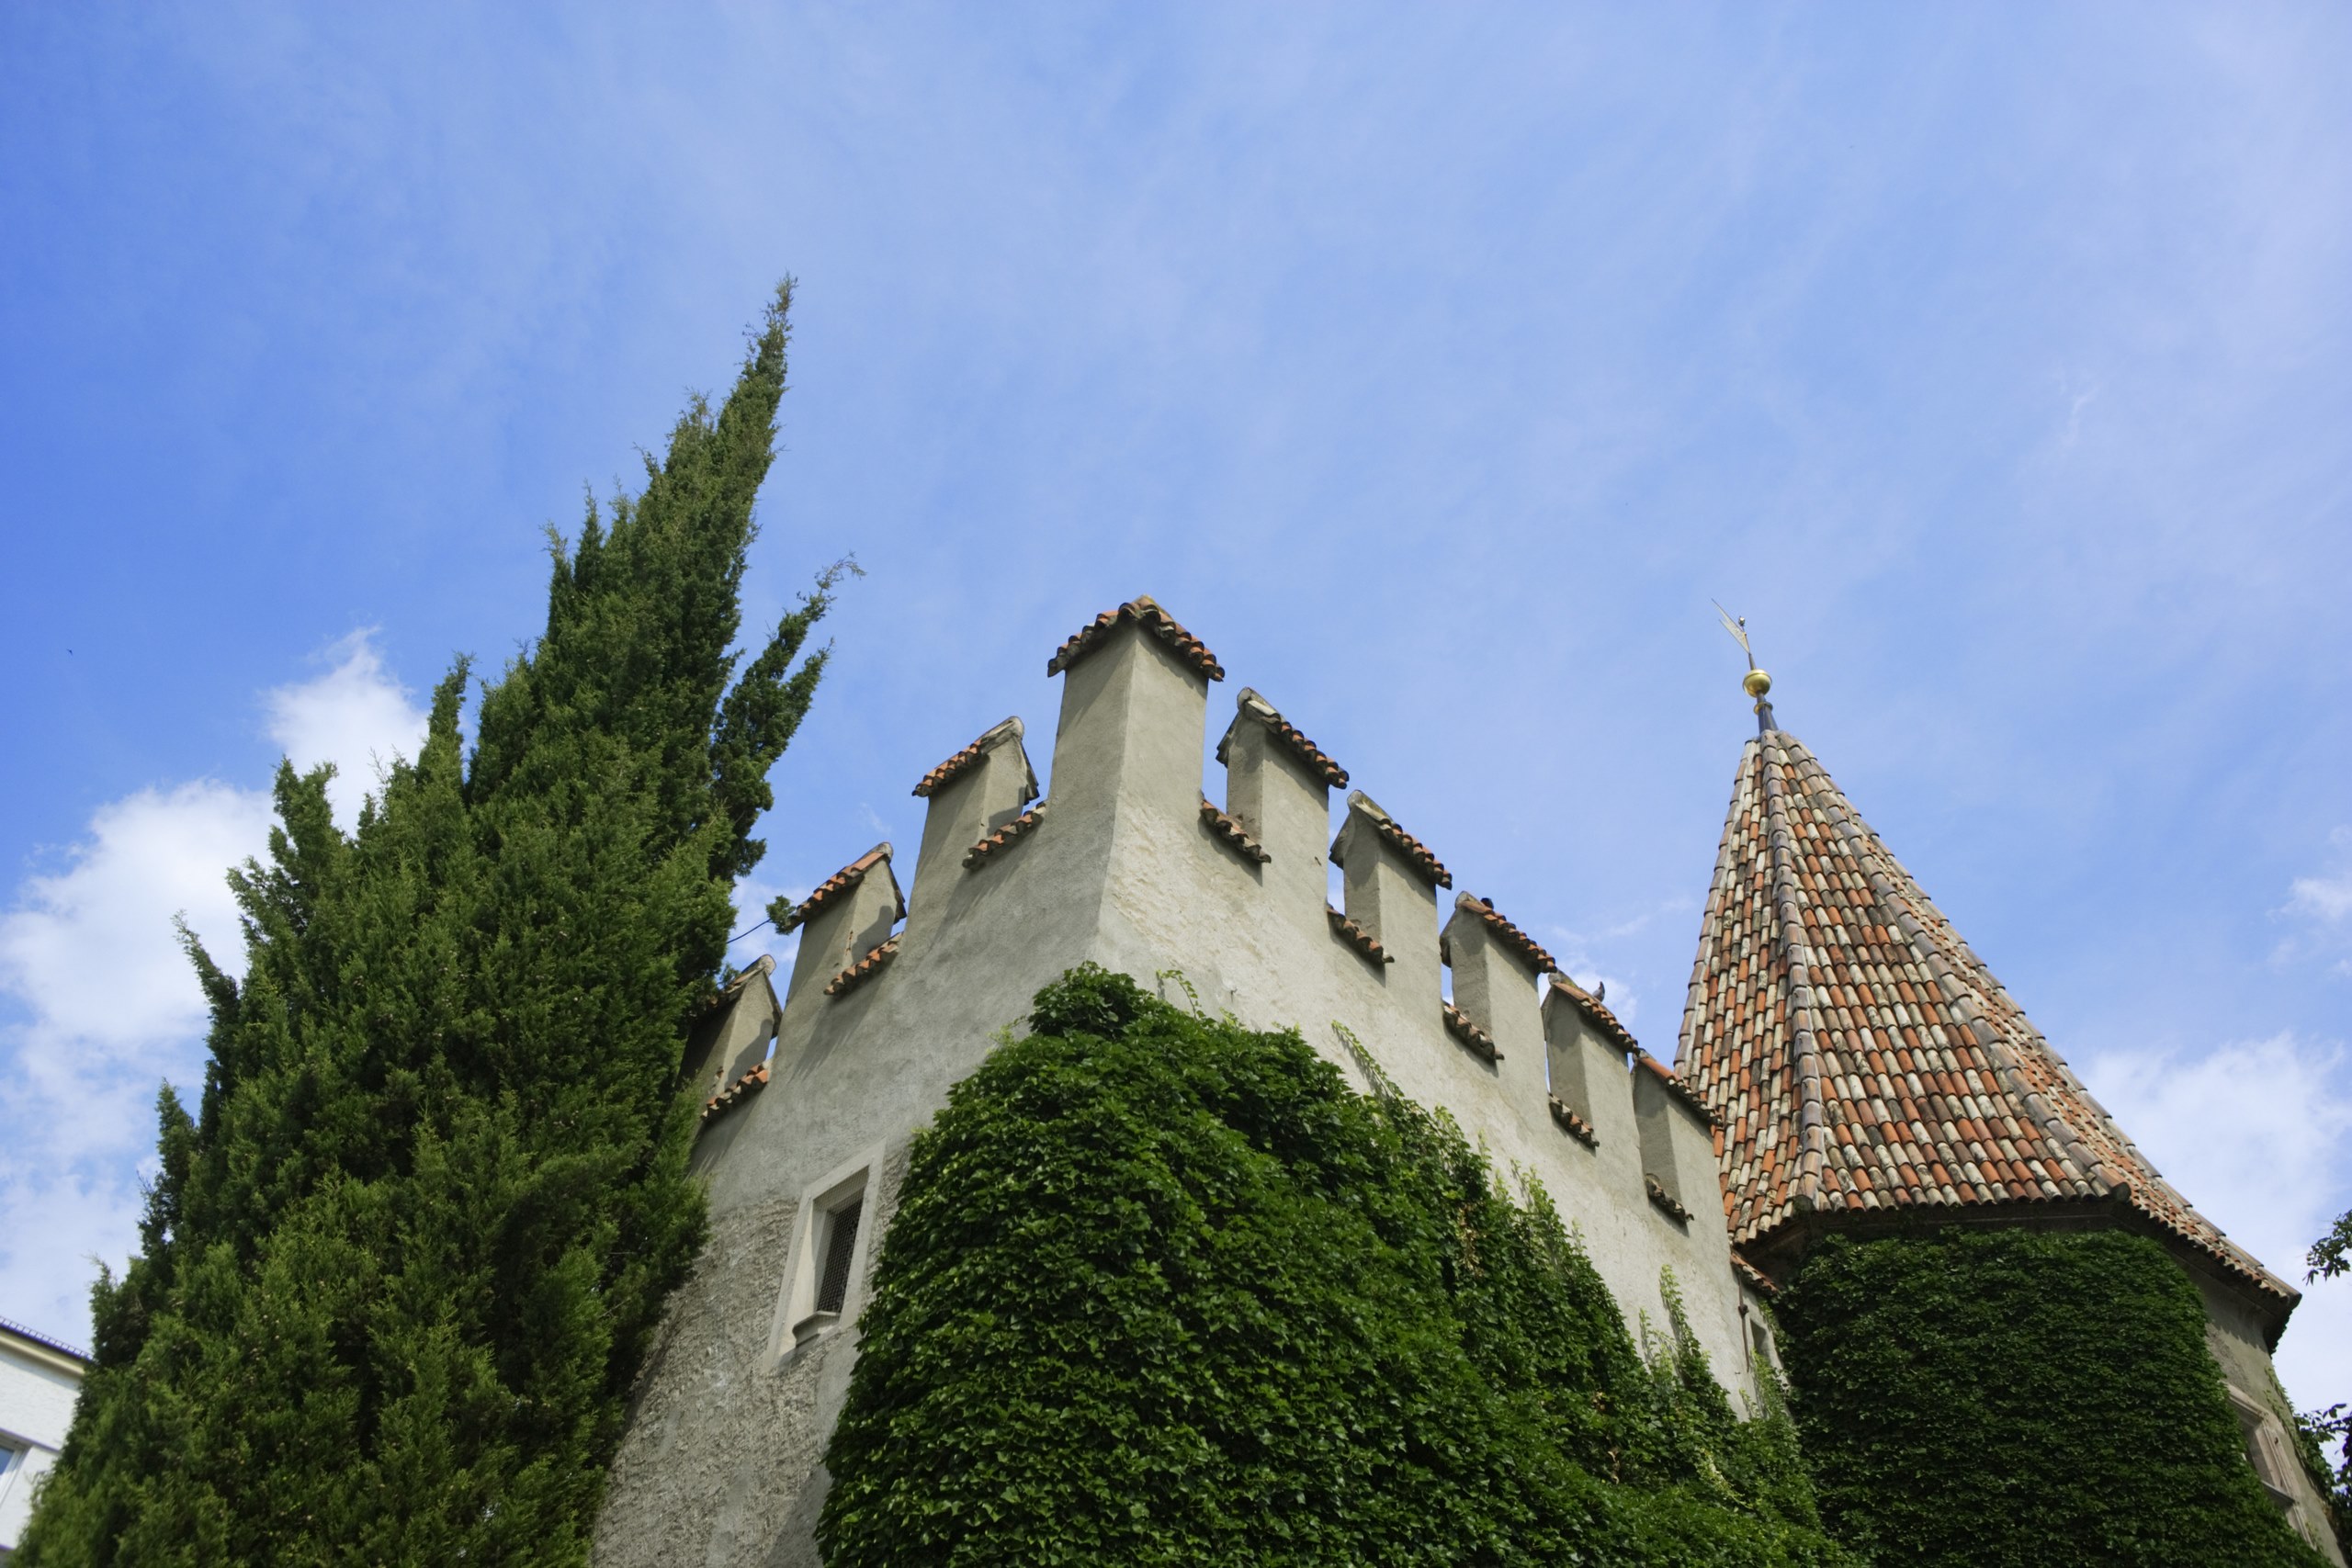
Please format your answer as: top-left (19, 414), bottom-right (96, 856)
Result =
top-left (1758, 733), bottom-right (1836, 1213)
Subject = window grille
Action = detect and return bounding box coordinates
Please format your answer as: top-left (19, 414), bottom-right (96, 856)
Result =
top-left (816, 1197), bottom-right (863, 1315)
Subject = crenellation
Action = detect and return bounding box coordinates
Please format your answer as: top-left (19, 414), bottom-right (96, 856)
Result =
top-left (783, 843), bottom-right (903, 1009)
top-left (1634, 1052), bottom-right (1719, 1230)
top-left (1047, 602), bottom-right (1215, 836)
top-left (1442, 891), bottom-right (1548, 1106)
top-left (683, 955), bottom-right (781, 1100)
top-left (1215, 688), bottom-right (1334, 912)
top-left (1329, 791), bottom-right (1443, 1000)
top-left (909, 717), bottom-right (1035, 917)
top-left (1544, 976), bottom-right (1634, 1157)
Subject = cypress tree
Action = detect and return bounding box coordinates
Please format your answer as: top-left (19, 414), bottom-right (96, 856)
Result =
top-left (24, 283), bottom-right (838, 1566)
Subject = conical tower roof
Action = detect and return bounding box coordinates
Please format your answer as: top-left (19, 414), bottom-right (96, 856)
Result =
top-left (1678, 720), bottom-right (2297, 1325)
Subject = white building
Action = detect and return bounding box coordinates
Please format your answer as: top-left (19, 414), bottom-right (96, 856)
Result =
top-left (0, 1316), bottom-right (87, 1562)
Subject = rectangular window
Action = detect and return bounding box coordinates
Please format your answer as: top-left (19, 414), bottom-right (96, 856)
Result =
top-left (2228, 1387), bottom-right (2300, 1508)
top-left (774, 1150), bottom-right (882, 1358)
top-left (815, 1197), bottom-right (863, 1315)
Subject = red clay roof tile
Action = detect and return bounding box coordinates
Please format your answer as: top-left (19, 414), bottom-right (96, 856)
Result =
top-left (1678, 726), bottom-right (2294, 1310)
top-left (963, 802), bottom-right (1048, 870)
top-left (1334, 791), bottom-right (1453, 888)
top-left (1200, 797), bottom-right (1272, 863)
top-left (1046, 595), bottom-right (1226, 681)
top-left (1217, 687), bottom-right (1348, 787)
top-left (1458, 893), bottom-right (1560, 977)
top-left (912, 716), bottom-right (1029, 799)
top-left (780, 844), bottom-right (898, 934)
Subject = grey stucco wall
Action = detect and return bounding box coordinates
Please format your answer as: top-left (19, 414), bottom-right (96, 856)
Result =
top-left (2196, 1271), bottom-right (2346, 1563)
top-left (593, 615), bottom-right (1825, 1566)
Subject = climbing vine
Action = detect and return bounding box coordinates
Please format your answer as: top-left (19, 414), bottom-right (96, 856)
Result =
top-left (1776, 1227), bottom-right (2327, 1567)
top-left (818, 964), bottom-right (1855, 1566)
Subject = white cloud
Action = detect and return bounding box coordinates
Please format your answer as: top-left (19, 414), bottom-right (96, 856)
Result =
top-left (0, 635), bottom-right (424, 1348)
top-left (2083, 1032), bottom-right (2352, 1415)
top-left (266, 630), bottom-right (429, 829)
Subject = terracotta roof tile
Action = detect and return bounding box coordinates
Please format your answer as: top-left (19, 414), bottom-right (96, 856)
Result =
top-left (1046, 595), bottom-right (1226, 681)
top-left (1328, 907), bottom-right (1392, 966)
top-left (780, 845), bottom-right (898, 934)
top-left (824, 937), bottom-right (899, 998)
top-left (1458, 893), bottom-right (1560, 976)
top-left (1646, 1176), bottom-right (1695, 1224)
top-left (1549, 976), bottom-right (1640, 1055)
top-left (1730, 1252), bottom-right (1779, 1298)
top-left (963, 802), bottom-right (1048, 869)
top-left (701, 1061), bottom-right (769, 1125)
top-left (1442, 1002), bottom-right (1501, 1063)
top-left (1678, 726), bottom-right (2295, 1309)
top-left (912, 716), bottom-right (1030, 799)
top-left (1217, 687), bottom-right (1348, 787)
top-left (1335, 791), bottom-right (1453, 888)
top-left (1548, 1095), bottom-right (1600, 1148)
top-left (1634, 1051), bottom-right (1715, 1128)
top-left (1201, 797), bottom-right (1271, 863)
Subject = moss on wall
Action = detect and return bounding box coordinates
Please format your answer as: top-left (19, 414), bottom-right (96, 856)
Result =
top-left (1779, 1226), bottom-right (2324, 1567)
top-left (818, 965), bottom-right (1855, 1566)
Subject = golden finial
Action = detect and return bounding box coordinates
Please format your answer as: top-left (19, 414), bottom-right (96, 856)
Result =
top-left (1713, 602), bottom-right (1777, 729)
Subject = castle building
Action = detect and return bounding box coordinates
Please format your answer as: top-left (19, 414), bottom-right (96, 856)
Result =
top-left (593, 598), bottom-right (2335, 1565)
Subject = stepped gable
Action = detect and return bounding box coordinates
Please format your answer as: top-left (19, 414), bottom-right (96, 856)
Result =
top-left (1046, 594), bottom-right (1226, 681)
top-left (1679, 722), bottom-right (2295, 1318)
top-left (1217, 687), bottom-right (1348, 787)
top-left (779, 843), bottom-right (902, 934)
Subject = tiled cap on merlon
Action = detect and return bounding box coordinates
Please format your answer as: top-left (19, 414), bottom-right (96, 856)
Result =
top-left (1046, 595), bottom-right (1226, 682)
top-left (1216, 688), bottom-right (1348, 788)
top-left (911, 716), bottom-right (1037, 803)
top-left (1675, 694), bottom-right (2299, 1334)
top-left (773, 842), bottom-right (905, 934)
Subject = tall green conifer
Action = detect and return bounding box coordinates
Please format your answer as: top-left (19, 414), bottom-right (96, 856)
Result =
top-left (25, 284), bottom-right (835, 1566)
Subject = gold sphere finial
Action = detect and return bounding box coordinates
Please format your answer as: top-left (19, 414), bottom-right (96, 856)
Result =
top-left (1743, 667), bottom-right (1772, 699)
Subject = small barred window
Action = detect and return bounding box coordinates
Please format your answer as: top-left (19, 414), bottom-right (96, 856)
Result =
top-left (816, 1197), bottom-right (864, 1315)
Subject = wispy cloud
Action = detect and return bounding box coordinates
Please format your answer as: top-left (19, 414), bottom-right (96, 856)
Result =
top-left (2278, 827), bottom-right (2352, 975)
top-left (1541, 895), bottom-right (1699, 1033)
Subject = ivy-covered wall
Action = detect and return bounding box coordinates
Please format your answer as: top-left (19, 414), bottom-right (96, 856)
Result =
top-left (1778, 1227), bottom-right (2325, 1568)
top-left (818, 965), bottom-right (1856, 1566)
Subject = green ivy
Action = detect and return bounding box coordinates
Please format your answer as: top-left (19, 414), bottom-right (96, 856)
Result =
top-left (818, 964), bottom-right (1858, 1567)
top-left (1777, 1227), bottom-right (2326, 1568)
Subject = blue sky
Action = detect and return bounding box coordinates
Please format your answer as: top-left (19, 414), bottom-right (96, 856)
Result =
top-left (5, 4), bottom-right (2349, 1410)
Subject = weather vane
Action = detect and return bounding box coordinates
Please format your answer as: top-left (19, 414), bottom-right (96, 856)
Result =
top-left (1712, 601), bottom-right (1776, 728)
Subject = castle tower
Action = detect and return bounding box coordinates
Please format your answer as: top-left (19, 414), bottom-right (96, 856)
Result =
top-left (1678, 680), bottom-right (2340, 1558)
